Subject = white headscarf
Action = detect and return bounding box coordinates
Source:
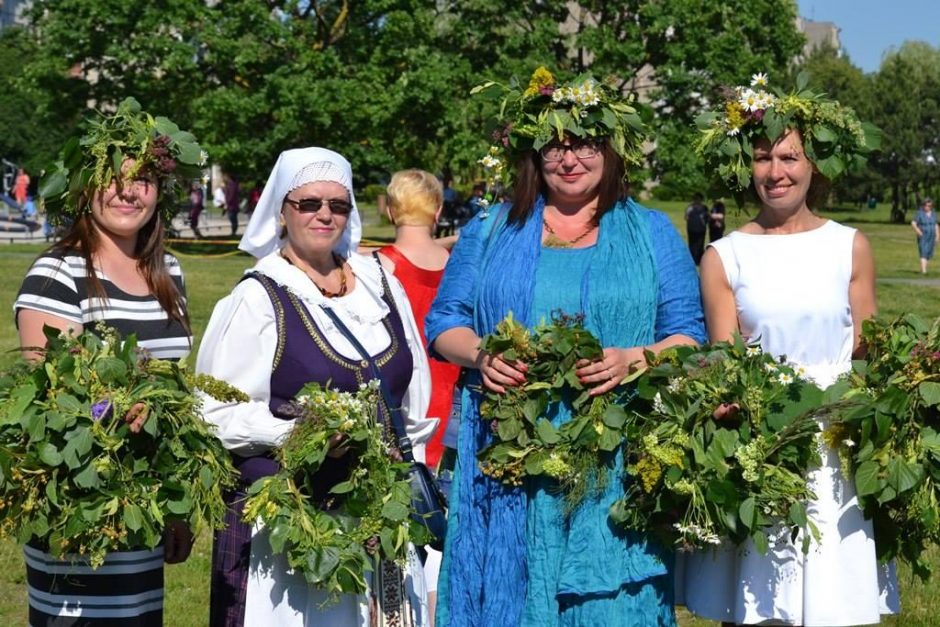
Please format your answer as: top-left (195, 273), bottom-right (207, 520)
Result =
top-left (238, 147), bottom-right (362, 259)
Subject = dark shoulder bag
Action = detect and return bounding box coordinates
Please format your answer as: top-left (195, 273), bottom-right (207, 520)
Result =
top-left (318, 267), bottom-right (447, 551)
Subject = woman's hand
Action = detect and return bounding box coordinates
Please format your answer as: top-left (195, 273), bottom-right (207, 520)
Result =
top-left (124, 402), bottom-right (150, 434)
top-left (576, 346), bottom-right (647, 396)
top-left (326, 433), bottom-right (350, 459)
top-left (713, 403), bottom-right (741, 421)
top-left (475, 350), bottom-right (527, 394)
top-left (163, 520), bottom-right (195, 564)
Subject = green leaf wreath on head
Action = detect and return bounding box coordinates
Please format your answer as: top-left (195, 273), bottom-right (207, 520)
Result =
top-left (39, 97), bottom-right (207, 227)
top-left (472, 66), bottom-right (651, 188)
top-left (695, 71), bottom-right (881, 206)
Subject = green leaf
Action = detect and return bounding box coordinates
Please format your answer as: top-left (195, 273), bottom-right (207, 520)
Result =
top-left (166, 494), bottom-right (192, 515)
top-left (739, 496), bottom-right (756, 530)
top-left (885, 458), bottom-right (923, 495)
top-left (74, 463), bottom-right (101, 489)
top-left (598, 426), bottom-right (622, 452)
top-left (536, 419), bottom-right (560, 444)
top-left (381, 500), bottom-right (409, 522)
top-left (269, 522), bottom-right (289, 554)
top-left (123, 503), bottom-right (144, 531)
top-left (309, 546), bottom-right (341, 582)
top-left (752, 530), bottom-right (770, 555)
top-left (789, 501), bottom-right (808, 527)
top-left (2, 382), bottom-right (37, 425)
top-left (330, 481), bottom-right (356, 495)
top-left (854, 460), bottom-right (882, 497)
top-left (39, 442), bottom-right (63, 467)
top-left (95, 357), bottom-right (128, 384)
top-left (919, 382), bottom-right (940, 407)
top-left (601, 404), bottom-right (627, 429)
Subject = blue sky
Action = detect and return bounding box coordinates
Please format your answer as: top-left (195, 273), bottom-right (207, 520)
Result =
top-left (797, 0), bottom-right (940, 73)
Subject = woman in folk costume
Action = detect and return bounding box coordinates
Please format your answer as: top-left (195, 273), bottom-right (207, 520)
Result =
top-left (426, 67), bottom-right (705, 626)
top-left (679, 72), bottom-right (899, 626)
top-left (197, 147), bottom-right (436, 626)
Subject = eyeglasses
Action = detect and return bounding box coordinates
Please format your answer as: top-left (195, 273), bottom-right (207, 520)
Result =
top-left (539, 142), bottom-right (602, 163)
top-left (283, 197), bottom-right (353, 215)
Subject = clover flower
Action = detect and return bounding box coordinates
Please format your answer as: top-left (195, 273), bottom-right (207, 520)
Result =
top-left (90, 400), bottom-right (113, 422)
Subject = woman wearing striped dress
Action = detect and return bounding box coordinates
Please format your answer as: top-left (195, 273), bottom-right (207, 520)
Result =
top-left (13, 98), bottom-right (203, 626)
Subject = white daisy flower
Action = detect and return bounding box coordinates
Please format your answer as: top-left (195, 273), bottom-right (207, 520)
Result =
top-left (750, 72), bottom-right (769, 87)
top-left (746, 346), bottom-right (761, 357)
top-left (777, 373), bottom-right (794, 385)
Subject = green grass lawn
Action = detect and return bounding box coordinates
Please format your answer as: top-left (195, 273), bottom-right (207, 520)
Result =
top-left (0, 201), bottom-right (937, 625)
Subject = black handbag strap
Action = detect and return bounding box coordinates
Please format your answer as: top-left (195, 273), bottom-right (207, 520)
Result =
top-left (319, 260), bottom-right (416, 462)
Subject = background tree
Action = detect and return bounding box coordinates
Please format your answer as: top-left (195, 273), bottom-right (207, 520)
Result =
top-left (869, 42), bottom-right (940, 221)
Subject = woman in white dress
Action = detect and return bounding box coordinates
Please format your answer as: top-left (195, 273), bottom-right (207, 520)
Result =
top-left (197, 147), bottom-right (436, 627)
top-left (680, 76), bottom-right (899, 625)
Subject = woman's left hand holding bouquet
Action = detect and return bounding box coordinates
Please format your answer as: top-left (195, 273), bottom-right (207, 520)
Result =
top-left (434, 326), bottom-right (528, 394)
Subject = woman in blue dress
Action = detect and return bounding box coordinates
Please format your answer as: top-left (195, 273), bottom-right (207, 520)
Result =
top-left (912, 197), bottom-right (938, 274)
top-left (426, 68), bottom-right (706, 626)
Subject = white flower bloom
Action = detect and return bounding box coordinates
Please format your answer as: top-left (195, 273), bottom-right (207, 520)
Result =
top-left (652, 392), bottom-right (667, 415)
top-left (479, 154), bottom-right (503, 170)
top-left (763, 362), bottom-right (778, 373)
top-left (667, 378), bottom-right (682, 393)
top-left (746, 346), bottom-right (761, 357)
top-left (198, 150), bottom-right (208, 167)
top-left (664, 25), bottom-right (676, 40)
top-left (750, 72), bottom-right (769, 87)
top-left (777, 373), bottom-right (794, 385)
top-left (726, 125), bottom-right (741, 137)
top-left (842, 439), bottom-right (856, 448)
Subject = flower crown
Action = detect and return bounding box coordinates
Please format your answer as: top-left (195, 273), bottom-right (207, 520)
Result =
top-left (696, 72), bottom-right (881, 204)
top-left (472, 66), bottom-right (650, 186)
top-left (39, 97), bottom-right (207, 226)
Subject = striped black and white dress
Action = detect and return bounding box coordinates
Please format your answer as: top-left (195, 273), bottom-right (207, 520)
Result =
top-left (14, 248), bottom-right (192, 626)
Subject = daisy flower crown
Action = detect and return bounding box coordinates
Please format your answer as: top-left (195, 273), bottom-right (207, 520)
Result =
top-left (39, 97), bottom-right (207, 226)
top-left (696, 72), bottom-right (881, 204)
top-left (472, 66), bottom-right (650, 186)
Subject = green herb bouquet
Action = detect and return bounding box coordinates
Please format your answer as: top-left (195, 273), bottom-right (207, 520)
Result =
top-left (0, 325), bottom-right (241, 567)
top-left (829, 314), bottom-right (940, 579)
top-left (476, 312), bottom-right (632, 510)
top-left (610, 336), bottom-right (826, 554)
top-left (242, 381), bottom-right (432, 601)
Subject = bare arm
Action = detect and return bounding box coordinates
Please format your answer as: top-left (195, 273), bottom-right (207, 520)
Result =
top-left (699, 247), bottom-right (739, 343)
top-left (912, 219), bottom-right (923, 237)
top-left (17, 309), bottom-right (82, 361)
top-left (849, 231), bottom-right (877, 356)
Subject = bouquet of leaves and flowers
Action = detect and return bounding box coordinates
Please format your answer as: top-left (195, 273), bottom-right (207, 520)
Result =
top-left (610, 336), bottom-right (826, 554)
top-left (477, 312), bottom-right (632, 510)
top-left (242, 381), bottom-right (432, 601)
top-left (0, 325), bottom-right (241, 567)
top-left (829, 314), bottom-right (940, 579)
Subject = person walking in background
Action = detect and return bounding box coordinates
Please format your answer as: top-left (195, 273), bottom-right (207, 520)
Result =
top-left (189, 182), bottom-right (205, 238)
top-left (14, 167), bottom-right (30, 207)
top-left (224, 173), bottom-right (241, 237)
top-left (427, 67), bottom-right (704, 626)
top-left (682, 73), bottom-right (897, 626)
top-left (708, 198), bottom-right (726, 242)
top-left (684, 192), bottom-right (709, 264)
top-left (213, 184), bottom-right (226, 215)
top-left (376, 168), bottom-right (462, 626)
top-left (912, 197), bottom-right (938, 274)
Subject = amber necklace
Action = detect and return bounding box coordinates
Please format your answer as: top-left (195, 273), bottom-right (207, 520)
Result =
top-left (281, 251), bottom-right (348, 297)
top-left (543, 218), bottom-right (597, 248)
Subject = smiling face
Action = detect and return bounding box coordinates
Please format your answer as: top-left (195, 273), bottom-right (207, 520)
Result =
top-left (89, 158), bottom-right (159, 243)
top-left (751, 128), bottom-right (814, 215)
top-left (540, 139), bottom-right (606, 208)
top-left (281, 180), bottom-right (350, 261)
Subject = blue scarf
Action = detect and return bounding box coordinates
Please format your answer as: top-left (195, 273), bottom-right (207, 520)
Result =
top-left (440, 197), bottom-right (662, 626)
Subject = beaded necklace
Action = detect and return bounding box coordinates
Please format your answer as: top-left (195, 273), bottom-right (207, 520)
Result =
top-left (542, 219), bottom-right (597, 248)
top-left (281, 251), bottom-right (348, 297)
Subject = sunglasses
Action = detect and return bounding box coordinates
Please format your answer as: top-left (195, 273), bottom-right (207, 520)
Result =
top-left (283, 197), bottom-right (353, 215)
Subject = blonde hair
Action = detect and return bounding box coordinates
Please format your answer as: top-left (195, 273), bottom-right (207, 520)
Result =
top-left (386, 169), bottom-right (442, 226)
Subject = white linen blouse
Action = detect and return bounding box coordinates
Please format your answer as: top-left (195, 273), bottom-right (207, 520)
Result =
top-left (196, 251), bottom-right (436, 461)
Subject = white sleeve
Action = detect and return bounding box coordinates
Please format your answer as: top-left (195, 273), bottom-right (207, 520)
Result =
top-left (195, 278), bottom-right (294, 455)
top-left (386, 272), bottom-right (437, 463)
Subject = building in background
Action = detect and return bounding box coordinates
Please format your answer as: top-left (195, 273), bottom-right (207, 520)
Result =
top-left (796, 16), bottom-right (842, 60)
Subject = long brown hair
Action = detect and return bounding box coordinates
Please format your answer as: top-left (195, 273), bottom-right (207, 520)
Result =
top-left (508, 140), bottom-right (629, 225)
top-left (51, 191), bottom-right (191, 333)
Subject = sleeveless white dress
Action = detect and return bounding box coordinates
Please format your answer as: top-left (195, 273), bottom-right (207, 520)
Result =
top-left (678, 220), bottom-right (899, 626)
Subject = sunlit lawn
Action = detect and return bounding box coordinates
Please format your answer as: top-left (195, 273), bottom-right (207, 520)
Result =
top-left (0, 200), bottom-right (936, 624)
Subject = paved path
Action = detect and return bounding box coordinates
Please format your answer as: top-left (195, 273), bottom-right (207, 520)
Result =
top-left (0, 210), bottom-right (250, 244)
